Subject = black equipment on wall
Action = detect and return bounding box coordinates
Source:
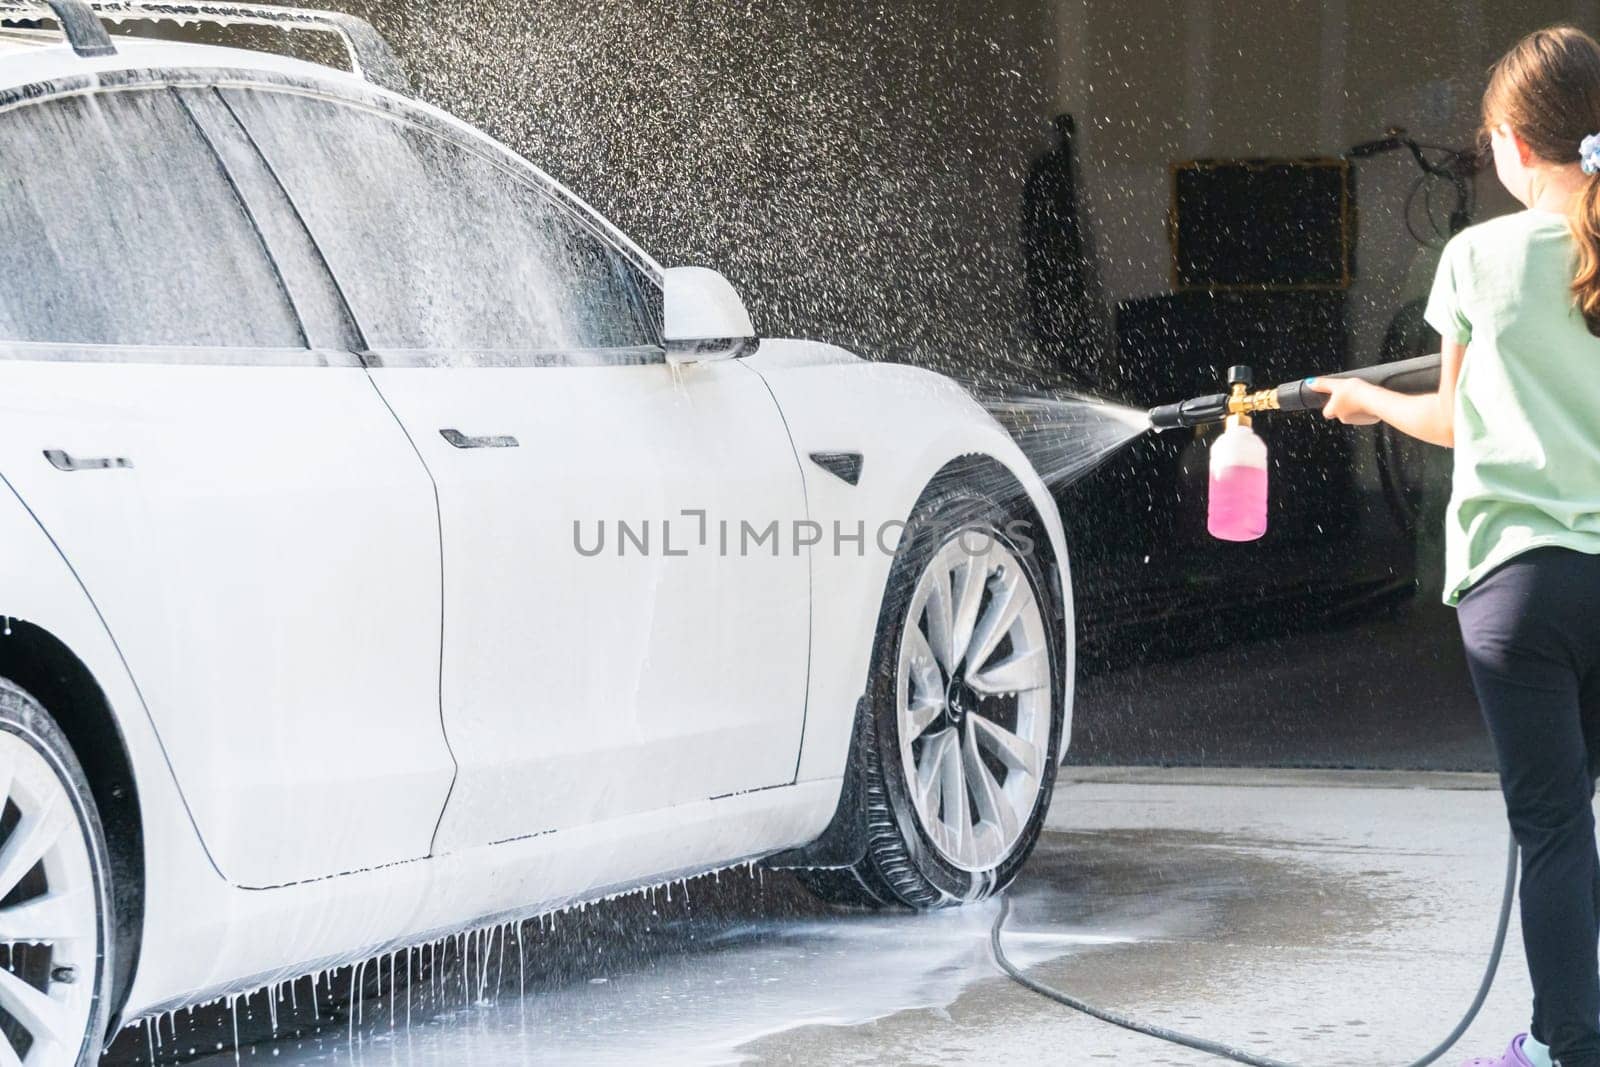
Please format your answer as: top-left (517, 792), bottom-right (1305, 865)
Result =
top-left (1172, 159), bottom-right (1353, 291)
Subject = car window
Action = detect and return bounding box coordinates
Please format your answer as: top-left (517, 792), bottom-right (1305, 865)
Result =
top-left (223, 88), bottom-right (659, 358)
top-left (0, 88), bottom-right (304, 349)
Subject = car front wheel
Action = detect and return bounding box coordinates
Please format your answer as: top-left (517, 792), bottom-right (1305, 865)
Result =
top-left (804, 482), bottom-right (1065, 908)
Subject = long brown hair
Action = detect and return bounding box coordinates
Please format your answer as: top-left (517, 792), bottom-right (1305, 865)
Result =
top-left (1483, 25), bottom-right (1600, 337)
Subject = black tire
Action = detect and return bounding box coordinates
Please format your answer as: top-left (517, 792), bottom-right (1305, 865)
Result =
top-left (803, 481), bottom-right (1066, 909)
top-left (0, 679), bottom-right (116, 1065)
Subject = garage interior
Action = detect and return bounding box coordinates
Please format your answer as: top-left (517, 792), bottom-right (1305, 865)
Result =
top-left (301, 0), bottom-right (1600, 771)
top-left (68, 1), bottom-right (1600, 1061)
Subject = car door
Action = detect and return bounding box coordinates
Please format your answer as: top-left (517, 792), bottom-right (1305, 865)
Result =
top-left (0, 85), bottom-right (455, 888)
top-left (225, 85), bottom-right (811, 850)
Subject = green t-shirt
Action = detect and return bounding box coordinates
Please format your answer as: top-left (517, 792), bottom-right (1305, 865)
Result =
top-left (1425, 209), bottom-right (1600, 605)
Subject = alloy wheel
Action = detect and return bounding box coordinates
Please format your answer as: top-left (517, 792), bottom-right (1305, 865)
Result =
top-left (896, 529), bottom-right (1052, 872)
top-left (0, 731), bottom-right (99, 1065)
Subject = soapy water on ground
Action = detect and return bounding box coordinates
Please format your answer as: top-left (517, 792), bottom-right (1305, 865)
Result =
top-left (104, 830), bottom-right (1219, 1067)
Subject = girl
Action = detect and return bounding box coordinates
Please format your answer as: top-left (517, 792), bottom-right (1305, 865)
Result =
top-left (1312, 25), bottom-right (1600, 1067)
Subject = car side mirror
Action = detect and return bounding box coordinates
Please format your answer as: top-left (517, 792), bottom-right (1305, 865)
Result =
top-left (662, 266), bottom-right (757, 363)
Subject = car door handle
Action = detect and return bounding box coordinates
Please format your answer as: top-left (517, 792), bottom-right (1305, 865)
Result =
top-left (43, 449), bottom-right (134, 472)
top-left (439, 429), bottom-right (520, 450)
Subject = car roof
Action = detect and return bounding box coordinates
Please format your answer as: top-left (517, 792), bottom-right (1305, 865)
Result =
top-left (0, 32), bottom-right (664, 276)
top-left (0, 32), bottom-right (369, 96)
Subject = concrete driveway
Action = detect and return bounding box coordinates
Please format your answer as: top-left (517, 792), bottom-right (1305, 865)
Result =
top-left (112, 768), bottom-right (1535, 1066)
top-left (743, 769), bottom-right (1528, 1066)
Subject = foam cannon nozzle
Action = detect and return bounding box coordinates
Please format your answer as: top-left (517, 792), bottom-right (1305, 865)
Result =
top-left (1147, 353), bottom-right (1444, 543)
top-left (1148, 353), bottom-right (1443, 432)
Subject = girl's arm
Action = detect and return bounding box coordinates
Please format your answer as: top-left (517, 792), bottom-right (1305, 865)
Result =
top-left (1307, 339), bottom-right (1465, 448)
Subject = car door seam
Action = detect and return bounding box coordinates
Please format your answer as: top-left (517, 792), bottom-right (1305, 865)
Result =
top-left (359, 373), bottom-right (461, 857)
top-left (739, 361), bottom-right (814, 787)
top-left (207, 84), bottom-right (459, 856)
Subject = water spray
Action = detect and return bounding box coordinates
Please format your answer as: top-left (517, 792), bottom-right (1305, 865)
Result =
top-left (1146, 353), bottom-right (1443, 543)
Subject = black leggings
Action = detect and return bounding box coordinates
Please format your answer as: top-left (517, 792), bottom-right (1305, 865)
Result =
top-left (1459, 547), bottom-right (1600, 1066)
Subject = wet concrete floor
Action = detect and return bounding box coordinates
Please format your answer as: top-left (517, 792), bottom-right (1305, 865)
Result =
top-left (102, 768), bottom-right (1533, 1066)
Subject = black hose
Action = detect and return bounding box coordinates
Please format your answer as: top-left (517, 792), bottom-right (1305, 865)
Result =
top-left (990, 832), bottom-right (1519, 1067)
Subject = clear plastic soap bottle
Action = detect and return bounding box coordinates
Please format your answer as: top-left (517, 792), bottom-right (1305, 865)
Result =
top-left (1207, 370), bottom-right (1269, 542)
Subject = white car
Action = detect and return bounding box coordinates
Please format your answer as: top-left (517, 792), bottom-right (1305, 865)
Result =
top-left (0, 3), bottom-right (1073, 1062)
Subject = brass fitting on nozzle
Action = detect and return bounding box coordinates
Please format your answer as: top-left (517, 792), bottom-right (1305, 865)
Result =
top-left (1224, 366), bottom-right (1255, 430)
top-left (1148, 365), bottom-right (1281, 430)
top-left (1228, 387), bottom-right (1282, 419)
top-left (1146, 360), bottom-right (1297, 432)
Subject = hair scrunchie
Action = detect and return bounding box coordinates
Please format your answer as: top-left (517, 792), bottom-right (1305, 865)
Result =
top-left (1582, 132), bottom-right (1600, 174)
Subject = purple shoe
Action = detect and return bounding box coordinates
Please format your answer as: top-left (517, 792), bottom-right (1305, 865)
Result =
top-left (1460, 1035), bottom-right (1537, 1067)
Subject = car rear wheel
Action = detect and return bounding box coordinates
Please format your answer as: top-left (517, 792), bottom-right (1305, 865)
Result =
top-left (802, 483), bottom-right (1064, 909)
top-left (0, 680), bottom-right (115, 1065)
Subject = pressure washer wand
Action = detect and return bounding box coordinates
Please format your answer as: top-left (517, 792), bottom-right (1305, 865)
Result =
top-left (1148, 352), bottom-right (1443, 432)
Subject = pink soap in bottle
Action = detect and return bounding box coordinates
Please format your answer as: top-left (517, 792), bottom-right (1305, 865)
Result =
top-left (1208, 414), bottom-right (1269, 542)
